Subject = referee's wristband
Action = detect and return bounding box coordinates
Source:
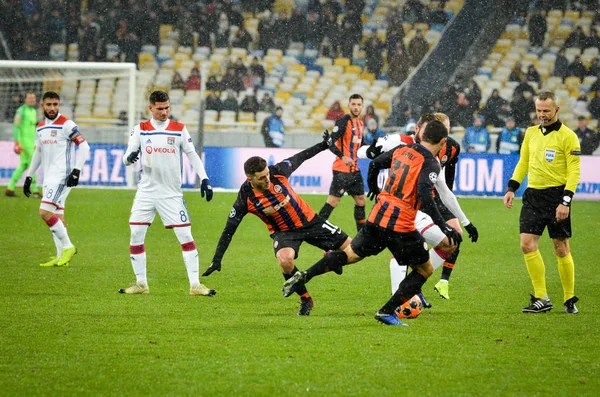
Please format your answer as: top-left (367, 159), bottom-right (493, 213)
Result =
top-left (506, 179), bottom-right (520, 193)
top-left (561, 196), bottom-right (572, 207)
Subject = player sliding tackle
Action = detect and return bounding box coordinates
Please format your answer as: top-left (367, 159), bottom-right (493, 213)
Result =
top-left (358, 113), bottom-right (479, 301)
top-left (283, 120), bottom-right (462, 326)
top-left (202, 130), bottom-right (351, 316)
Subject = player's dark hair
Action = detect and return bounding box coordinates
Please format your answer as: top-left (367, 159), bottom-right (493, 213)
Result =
top-left (421, 119), bottom-right (448, 144)
top-left (349, 93), bottom-right (363, 102)
top-left (244, 156), bottom-right (267, 175)
top-left (24, 91), bottom-right (36, 98)
top-left (149, 90), bottom-right (170, 104)
top-left (42, 91), bottom-right (60, 101)
top-left (536, 90), bottom-right (557, 104)
top-left (417, 113), bottom-right (437, 128)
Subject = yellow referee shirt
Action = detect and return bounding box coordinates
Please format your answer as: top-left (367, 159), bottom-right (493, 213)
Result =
top-left (511, 120), bottom-right (581, 192)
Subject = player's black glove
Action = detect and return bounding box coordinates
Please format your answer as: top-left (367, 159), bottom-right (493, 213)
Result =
top-left (365, 140), bottom-right (383, 159)
top-left (367, 187), bottom-right (380, 201)
top-left (23, 176), bottom-right (32, 197)
top-left (66, 169), bottom-right (80, 187)
top-left (201, 179), bottom-right (213, 202)
top-left (442, 224), bottom-right (463, 246)
top-left (202, 260), bottom-right (221, 277)
top-left (322, 129), bottom-right (332, 147)
top-left (127, 149), bottom-right (140, 164)
top-left (465, 223), bottom-right (479, 243)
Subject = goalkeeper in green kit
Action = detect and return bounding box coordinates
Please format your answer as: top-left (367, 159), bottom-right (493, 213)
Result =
top-left (6, 92), bottom-right (41, 198)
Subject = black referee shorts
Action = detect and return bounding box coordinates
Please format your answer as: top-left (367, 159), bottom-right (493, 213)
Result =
top-left (329, 171), bottom-right (365, 197)
top-left (520, 186), bottom-right (572, 239)
top-left (350, 222), bottom-right (429, 267)
top-left (271, 216), bottom-right (349, 258)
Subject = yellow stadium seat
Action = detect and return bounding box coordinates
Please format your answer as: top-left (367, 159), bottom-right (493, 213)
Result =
top-left (564, 76), bottom-right (581, 94)
top-left (238, 112), bottom-right (255, 123)
top-left (159, 24), bottom-right (173, 40)
top-left (334, 57), bottom-right (351, 67)
top-left (345, 65), bottom-right (361, 74)
top-left (360, 72), bottom-right (376, 81)
top-left (275, 91), bottom-right (292, 102)
top-left (290, 64), bottom-right (307, 74)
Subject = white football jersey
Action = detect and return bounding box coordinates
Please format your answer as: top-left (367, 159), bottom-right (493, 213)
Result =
top-left (124, 119), bottom-right (205, 198)
top-left (35, 114), bottom-right (81, 185)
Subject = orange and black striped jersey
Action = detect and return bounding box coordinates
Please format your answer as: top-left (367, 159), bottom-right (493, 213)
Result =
top-left (329, 114), bottom-right (364, 173)
top-left (212, 140), bottom-right (328, 262)
top-left (367, 144), bottom-right (446, 232)
top-left (437, 136), bottom-right (461, 191)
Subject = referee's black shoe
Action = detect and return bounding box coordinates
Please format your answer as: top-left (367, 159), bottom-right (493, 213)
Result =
top-left (522, 294), bottom-right (553, 313)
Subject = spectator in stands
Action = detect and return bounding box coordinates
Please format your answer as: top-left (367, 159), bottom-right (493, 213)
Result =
top-left (185, 68), bottom-right (201, 91)
top-left (339, 18), bottom-right (361, 59)
top-left (261, 106), bottom-right (285, 148)
top-left (227, 4), bottom-right (244, 28)
top-left (364, 105), bottom-right (379, 125)
top-left (122, 32), bottom-right (141, 64)
top-left (408, 29), bottom-right (429, 67)
top-left (511, 91), bottom-right (536, 128)
top-left (553, 49), bottom-right (569, 80)
top-left (305, 12), bottom-right (324, 50)
top-left (231, 27), bottom-right (253, 49)
top-left (482, 89), bottom-right (511, 128)
top-left (403, 0), bottom-right (426, 24)
top-left (326, 100), bottom-right (345, 121)
top-left (240, 90), bottom-right (260, 114)
top-left (440, 84), bottom-right (457, 112)
top-left (221, 67), bottom-right (245, 93)
top-left (589, 90), bottom-right (600, 119)
top-left (528, 10), bottom-right (547, 48)
top-left (526, 64), bottom-right (542, 85)
top-left (586, 57), bottom-right (600, 76)
top-left (47, 9), bottom-right (66, 46)
top-left (449, 92), bottom-right (472, 128)
top-left (259, 92), bottom-right (276, 113)
top-left (364, 119), bottom-right (386, 145)
top-left (206, 75), bottom-right (222, 92)
top-left (171, 72), bottom-right (185, 90)
top-left (178, 12), bottom-right (195, 47)
top-left (385, 24), bottom-right (406, 64)
top-left (514, 75), bottom-right (535, 98)
top-left (572, 93), bottom-right (590, 118)
top-left (197, 10), bottom-right (213, 48)
top-left (388, 43), bottom-right (411, 86)
top-left (79, 14), bottom-right (101, 61)
top-left (509, 61), bottom-right (524, 82)
top-left (586, 28), bottom-right (600, 50)
top-left (273, 10), bottom-right (291, 51)
top-left (289, 8), bottom-right (308, 44)
top-left (99, 9), bottom-right (119, 46)
top-left (222, 90), bottom-right (239, 114)
top-left (574, 116), bottom-right (600, 154)
top-left (322, 9), bottom-right (341, 57)
top-left (463, 115), bottom-right (491, 153)
top-left (258, 11), bottom-right (276, 51)
top-left (566, 55), bottom-right (587, 81)
top-left (496, 117), bottom-right (523, 154)
top-left (215, 12), bottom-right (230, 48)
top-left (365, 30), bottom-right (384, 77)
top-left (232, 57), bottom-right (248, 76)
top-left (565, 26), bottom-right (587, 49)
top-left (465, 78), bottom-right (482, 112)
top-left (429, 2), bottom-right (449, 27)
top-left (206, 91), bottom-right (223, 113)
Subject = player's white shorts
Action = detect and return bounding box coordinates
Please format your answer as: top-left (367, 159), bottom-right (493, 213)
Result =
top-left (40, 183), bottom-right (72, 214)
top-left (415, 210), bottom-right (446, 247)
top-left (129, 196), bottom-right (191, 228)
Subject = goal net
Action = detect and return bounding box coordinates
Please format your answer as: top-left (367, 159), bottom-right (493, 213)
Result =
top-left (0, 60), bottom-right (137, 133)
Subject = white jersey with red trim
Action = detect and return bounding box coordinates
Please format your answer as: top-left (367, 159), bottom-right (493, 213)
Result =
top-left (356, 134), bottom-right (415, 159)
top-left (125, 118), bottom-right (205, 198)
top-left (35, 114), bottom-right (80, 185)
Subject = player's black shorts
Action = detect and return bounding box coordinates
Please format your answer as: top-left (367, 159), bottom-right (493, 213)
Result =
top-left (520, 186), bottom-right (572, 239)
top-left (329, 170), bottom-right (365, 197)
top-left (433, 194), bottom-right (456, 221)
top-left (351, 222), bottom-right (429, 268)
top-left (271, 216), bottom-right (349, 258)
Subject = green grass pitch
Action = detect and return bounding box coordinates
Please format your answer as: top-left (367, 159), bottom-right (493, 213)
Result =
top-left (1, 188), bottom-right (599, 396)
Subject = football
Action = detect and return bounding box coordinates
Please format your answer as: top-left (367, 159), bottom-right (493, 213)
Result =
top-left (396, 295), bottom-right (423, 319)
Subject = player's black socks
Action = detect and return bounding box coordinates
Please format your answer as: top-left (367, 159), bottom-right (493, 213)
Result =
top-left (319, 203), bottom-right (334, 219)
top-left (379, 271), bottom-right (427, 314)
top-left (305, 251), bottom-right (348, 282)
top-left (441, 245), bottom-right (460, 281)
top-left (284, 266), bottom-right (308, 295)
top-left (354, 205), bottom-right (366, 231)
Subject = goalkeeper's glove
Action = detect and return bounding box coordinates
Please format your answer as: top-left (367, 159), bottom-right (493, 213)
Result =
top-left (13, 141), bottom-right (23, 155)
top-left (465, 223), bottom-right (479, 243)
top-left (322, 129), bottom-right (333, 147)
top-left (202, 260), bottom-right (221, 277)
top-left (365, 140), bottom-right (383, 159)
top-left (23, 176), bottom-right (32, 197)
top-left (126, 149), bottom-right (140, 164)
top-left (442, 224), bottom-right (462, 246)
top-left (66, 169), bottom-right (80, 187)
top-left (201, 179), bottom-right (213, 202)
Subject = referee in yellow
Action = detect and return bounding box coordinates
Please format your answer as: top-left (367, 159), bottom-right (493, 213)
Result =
top-left (503, 90), bottom-right (581, 314)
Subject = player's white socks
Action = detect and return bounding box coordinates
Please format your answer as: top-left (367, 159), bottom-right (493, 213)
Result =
top-left (130, 224), bottom-right (148, 286)
top-left (46, 215), bottom-right (73, 249)
top-left (53, 233), bottom-right (62, 259)
top-left (174, 226), bottom-right (199, 286)
top-left (390, 257), bottom-right (407, 295)
top-left (430, 248), bottom-right (448, 271)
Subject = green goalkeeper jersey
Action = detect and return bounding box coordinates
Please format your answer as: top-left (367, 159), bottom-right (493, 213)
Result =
top-left (13, 104), bottom-right (38, 149)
